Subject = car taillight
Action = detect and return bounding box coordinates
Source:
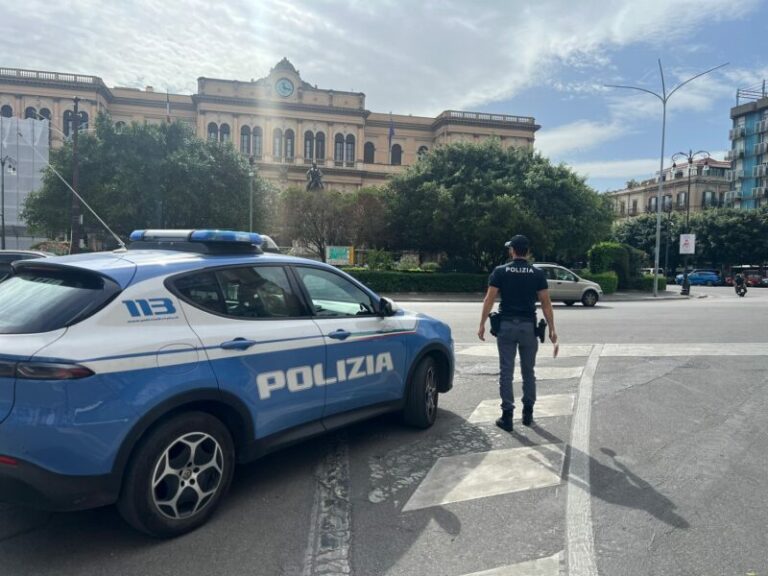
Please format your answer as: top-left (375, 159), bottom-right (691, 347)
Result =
top-left (0, 455), bottom-right (18, 467)
top-left (15, 362), bottom-right (94, 380)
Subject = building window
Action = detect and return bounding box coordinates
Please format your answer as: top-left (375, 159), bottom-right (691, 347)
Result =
top-left (24, 107), bottom-right (37, 120)
top-left (677, 192), bottom-right (687, 208)
top-left (364, 142), bottom-right (375, 164)
top-left (334, 134), bottom-right (344, 165)
top-left (273, 128), bottom-right (283, 159)
top-left (0, 105), bottom-right (12, 118)
top-left (315, 132), bottom-right (325, 161)
top-left (391, 144), bottom-right (402, 166)
top-left (631, 199), bottom-right (638, 215)
top-left (304, 130), bottom-right (314, 160)
top-left (284, 129), bottom-right (295, 160)
top-left (79, 111), bottom-right (89, 131)
top-left (39, 108), bottom-right (51, 121)
top-left (648, 197), bottom-right (658, 212)
top-left (63, 110), bottom-right (73, 136)
top-left (620, 201), bottom-right (626, 215)
top-left (220, 123), bottom-right (230, 143)
top-left (253, 127), bottom-right (263, 159)
top-left (240, 126), bottom-right (251, 154)
top-left (345, 134), bottom-right (355, 165)
top-left (418, 145), bottom-right (428, 158)
top-left (663, 195), bottom-right (673, 211)
top-left (207, 122), bottom-right (219, 141)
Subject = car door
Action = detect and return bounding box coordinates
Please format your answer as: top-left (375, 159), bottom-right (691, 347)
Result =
top-left (292, 265), bottom-right (407, 418)
top-left (550, 266), bottom-right (581, 300)
top-left (171, 265), bottom-right (326, 440)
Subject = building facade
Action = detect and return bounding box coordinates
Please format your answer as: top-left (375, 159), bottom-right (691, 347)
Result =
top-left (727, 84), bottom-right (768, 209)
top-left (0, 59), bottom-right (540, 191)
top-left (607, 158), bottom-right (731, 220)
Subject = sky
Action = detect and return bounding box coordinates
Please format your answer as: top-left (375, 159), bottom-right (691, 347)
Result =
top-left (3, 0), bottom-right (768, 191)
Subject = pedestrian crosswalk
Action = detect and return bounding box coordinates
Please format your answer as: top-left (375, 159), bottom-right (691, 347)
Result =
top-left (467, 394), bottom-right (575, 423)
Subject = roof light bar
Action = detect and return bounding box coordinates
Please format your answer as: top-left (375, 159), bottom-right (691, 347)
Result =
top-left (129, 229), bottom-right (263, 245)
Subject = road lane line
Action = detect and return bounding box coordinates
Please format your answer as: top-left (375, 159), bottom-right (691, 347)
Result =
top-left (566, 344), bottom-right (602, 576)
top-left (468, 394), bottom-right (575, 423)
top-left (459, 552), bottom-right (562, 575)
top-left (301, 433), bottom-right (352, 576)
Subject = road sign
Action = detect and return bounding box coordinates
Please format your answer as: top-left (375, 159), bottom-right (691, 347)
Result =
top-left (326, 246), bottom-right (354, 266)
top-left (679, 233), bottom-right (696, 255)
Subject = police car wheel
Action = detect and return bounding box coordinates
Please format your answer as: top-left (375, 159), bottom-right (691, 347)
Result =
top-left (117, 411), bottom-right (235, 538)
top-left (581, 290), bottom-right (598, 307)
top-left (403, 357), bottom-right (439, 429)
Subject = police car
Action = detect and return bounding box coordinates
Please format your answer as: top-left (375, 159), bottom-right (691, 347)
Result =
top-left (0, 230), bottom-right (454, 537)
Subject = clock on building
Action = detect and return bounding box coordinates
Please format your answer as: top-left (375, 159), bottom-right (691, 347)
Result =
top-left (275, 78), bottom-right (294, 97)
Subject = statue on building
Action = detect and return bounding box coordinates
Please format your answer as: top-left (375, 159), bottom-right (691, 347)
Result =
top-left (306, 162), bottom-right (324, 191)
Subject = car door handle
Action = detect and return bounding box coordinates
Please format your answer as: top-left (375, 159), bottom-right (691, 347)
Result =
top-left (220, 338), bottom-right (258, 350)
top-left (328, 329), bottom-right (351, 341)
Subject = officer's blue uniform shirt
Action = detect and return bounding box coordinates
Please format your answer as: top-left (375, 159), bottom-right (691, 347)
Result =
top-left (489, 258), bottom-right (548, 321)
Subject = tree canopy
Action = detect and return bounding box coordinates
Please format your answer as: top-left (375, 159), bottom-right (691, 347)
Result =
top-left (23, 115), bottom-right (275, 245)
top-left (386, 140), bottom-right (613, 270)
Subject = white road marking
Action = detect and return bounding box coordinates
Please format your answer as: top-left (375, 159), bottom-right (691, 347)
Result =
top-left (468, 394), bottom-right (575, 423)
top-left (459, 344), bottom-right (593, 358)
top-left (402, 444), bottom-right (565, 512)
top-left (301, 434), bottom-right (352, 576)
top-left (458, 552), bottom-right (562, 576)
top-left (565, 344), bottom-right (602, 576)
top-left (601, 342), bottom-right (768, 357)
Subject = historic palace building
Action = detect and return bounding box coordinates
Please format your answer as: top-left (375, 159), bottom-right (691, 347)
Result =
top-left (0, 59), bottom-right (540, 191)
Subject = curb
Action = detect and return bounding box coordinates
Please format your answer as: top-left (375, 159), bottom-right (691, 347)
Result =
top-left (383, 291), bottom-right (708, 303)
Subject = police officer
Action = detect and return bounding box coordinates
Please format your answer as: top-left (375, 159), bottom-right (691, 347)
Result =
top-left (477, 235), bottom-right (557, 431)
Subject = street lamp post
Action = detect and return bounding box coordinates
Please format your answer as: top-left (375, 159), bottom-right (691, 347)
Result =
top-left (671, 149), bottom-right (710, 295)
top-left (1, 153), bottom-right (16, 250)
top-left (605, 60), bottom-right (728, 297)
top-left (248, 155), bottom-right (255, 232)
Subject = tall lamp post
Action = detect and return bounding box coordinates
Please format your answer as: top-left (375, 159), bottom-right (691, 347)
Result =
top-left (0, 152), bottom-right (16, 250)
top-left (671, 149), bottom-right (710, 295)
top-left (248, 155), bottom-right (255, 232)
top-left (605, 60), bottom-right (728, 297)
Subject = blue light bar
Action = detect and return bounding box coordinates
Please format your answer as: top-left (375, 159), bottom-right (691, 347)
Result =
top-left (129, 229), bottom-right (263, 245)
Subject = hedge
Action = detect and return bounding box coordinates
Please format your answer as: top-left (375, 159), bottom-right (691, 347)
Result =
top-left (345, 270), bottom-right (487, 293)
top-left (630, 274), bottom-right (667, 292)
top-left (588, 242), bottom-right (647, 290)
top-left (578, 271), bottom-right (619, 294)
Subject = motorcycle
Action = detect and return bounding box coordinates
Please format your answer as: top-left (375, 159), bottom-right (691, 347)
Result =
top-left (735, 284), bottom-right (747, 297)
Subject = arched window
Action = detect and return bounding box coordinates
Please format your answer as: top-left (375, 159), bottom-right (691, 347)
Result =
top-left (304, 131), bottom-right (315, 160)
top-left (273, 128), bottom-right (283, 159)
top-left (418, 146), bottom-right (428, 158)
top-left (391, 144), bottom-right (402, 166)
top-left (240, 126), bottom-right (251, 154)
top-left (207, 122), bottom-right (219, 141)
top-left (253, 126), bottom-right (263, 158)
top-left (364, 142), bottom-right (375, 164)
top-left (284, 129), bottom-right (295, 160)
top-left (39, 108), bottom-right (51, 121)
top-left (25, 107), bottom-right (37, 120)
top-left (677, 191), bottom-right (687, 208)
top-left (702, 190), bottom-right (716, 208)
top-left (63, 110), bottom-right (74, 136)
top-left (0, 105), bottom-right (13, 118)
top-left (315, 132), bottom-right (326, 161)
top-left (220, 123), bottom-right (230, 143)
top-left (334, 134), bottom-right (344, 165)
top-left (345, 134), bottom-right (355, 165)
top-left (115, 121), bottom-right (126, 133)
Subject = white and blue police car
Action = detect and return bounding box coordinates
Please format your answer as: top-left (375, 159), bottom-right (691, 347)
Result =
top-left (0, 230), bottom-right (454, 537)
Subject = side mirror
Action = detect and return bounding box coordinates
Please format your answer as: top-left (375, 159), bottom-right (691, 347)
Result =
top-left (378, 297), bottom-right (396, 317)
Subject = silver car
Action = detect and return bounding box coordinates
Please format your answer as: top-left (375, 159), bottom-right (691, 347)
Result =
top-left (533, 263), bottom-right (603, 307)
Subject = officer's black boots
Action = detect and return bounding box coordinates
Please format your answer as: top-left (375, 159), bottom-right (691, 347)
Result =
top-left (496, 409), bottom-right (514, 432)
top-left (522, 405), bottom-right (534, 427)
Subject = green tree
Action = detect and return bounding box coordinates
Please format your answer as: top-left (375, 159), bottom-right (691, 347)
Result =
top-left (612, 212), bottom-right (682, 273)
top-left (23, 115), bottom-right (275, 244)
top-left (386, 140), bottom-right (612, 271)
top-left (689, 207), bottom-right (768, 268)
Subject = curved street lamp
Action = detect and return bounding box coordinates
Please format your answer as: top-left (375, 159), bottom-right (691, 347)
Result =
top-left (671, 150), bottom-right (710, 294)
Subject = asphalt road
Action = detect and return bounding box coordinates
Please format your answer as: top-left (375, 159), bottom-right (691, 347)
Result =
top-left (2, 285), bottom-right (767, 575)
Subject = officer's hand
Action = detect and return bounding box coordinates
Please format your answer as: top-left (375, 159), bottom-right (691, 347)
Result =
top-left (477, 325), bottom-right (485, 341)
top-left (549, 329), bottom-right (558, 344)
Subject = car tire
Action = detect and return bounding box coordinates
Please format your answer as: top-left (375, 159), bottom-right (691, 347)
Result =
top-left (403, 357), bottom-right (439, 429)
top-left (564, 301), bottom-right (575, 307)
top-left (117, 411), bottom-right (235, 538)
top-left (581, 290), bottom-right (599, 307)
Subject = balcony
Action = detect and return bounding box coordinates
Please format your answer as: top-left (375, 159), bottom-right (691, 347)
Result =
top-left (730, 126), bottom-right (746, 140)
top-left (436, 110), bottom-right (536, 125)
top-left (753, 186), bottom-right (768, 197)
top-left (725, 149), bottom-right (745, 161)
top-left (726, 170), bottom-right (745, 182)
top-left (724, 190), bottom-right (742, 205)
top-left (755, 142), bottom-right (768, 155)
top-left (753, 164), bottom-right (768, 178)
top-left (758, 120), bottom-right (768, 133)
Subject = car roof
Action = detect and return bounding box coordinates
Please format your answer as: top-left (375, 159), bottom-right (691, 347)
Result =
top-left (17, 249), bottom-right (327, 289)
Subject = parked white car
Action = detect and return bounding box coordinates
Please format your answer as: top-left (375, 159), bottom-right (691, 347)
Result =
top-left (533, 263), bottom-right (603, 307)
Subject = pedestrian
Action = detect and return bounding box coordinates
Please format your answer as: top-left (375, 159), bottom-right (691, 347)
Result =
top-left (477, 235), bottom-right (557, 431)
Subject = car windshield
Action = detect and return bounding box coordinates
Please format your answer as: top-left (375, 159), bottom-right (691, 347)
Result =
top-left (0, 266), bottom-right (120, 334)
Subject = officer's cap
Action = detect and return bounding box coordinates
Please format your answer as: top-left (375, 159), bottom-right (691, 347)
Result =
top-left (505, 235), bottom-right (530, 252)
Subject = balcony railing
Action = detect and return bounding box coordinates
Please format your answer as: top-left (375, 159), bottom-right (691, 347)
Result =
top-left (758, 120), bottom-right (768, 133)
top-left (755, 142), bottom-right (768, 155)
top-left (726, 170), bottom-right (745, 181)
top-left (0, 67), bottom-right (100, 85)
top-left (753, 164), bottom-right (768, 178)
top-left (725, 149), bottom-right (745, 161)
top-left (729, 126), bottom-right (746, 140)
top-left (753, 186), bottom-right (768, 197)
top-left (437, 110), bottom-right (536, 125)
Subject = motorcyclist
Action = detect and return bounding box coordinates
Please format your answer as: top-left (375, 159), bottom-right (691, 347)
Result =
top-left (734, 272), bottom-right (747, 295)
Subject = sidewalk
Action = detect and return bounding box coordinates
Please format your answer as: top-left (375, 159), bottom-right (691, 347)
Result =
top-left (383, 288), bottom-right (706, 303)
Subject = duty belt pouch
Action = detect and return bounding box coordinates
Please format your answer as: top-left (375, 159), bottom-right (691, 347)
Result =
top-left (489, 312), bottom-right (501, 337)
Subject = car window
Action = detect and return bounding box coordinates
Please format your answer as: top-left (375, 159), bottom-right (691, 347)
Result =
top-left (216, 266), bottom-right (304, 319)
top-left (173, 271), bottom-right (226, 314)
top-left (295, 267), bottom-right (375, 317)
top-left (554, 267), bottom-right (577, 282)
top-left (0, 264), bottom-right (11, 281)
top-left (0, 266), bottom-right (120, 334)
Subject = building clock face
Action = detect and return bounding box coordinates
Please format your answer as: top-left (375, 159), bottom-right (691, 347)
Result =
top-left (275, 78), bottom-right (294, 97)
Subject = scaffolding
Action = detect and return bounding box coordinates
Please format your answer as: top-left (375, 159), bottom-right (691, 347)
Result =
top-left (0, 117), bottom-right (50, 249)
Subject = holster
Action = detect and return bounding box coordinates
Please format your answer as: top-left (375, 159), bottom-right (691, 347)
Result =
top-left (489, 312), bottom-right (501, 337)
top-left (536, 319), bottom-right (547, 343)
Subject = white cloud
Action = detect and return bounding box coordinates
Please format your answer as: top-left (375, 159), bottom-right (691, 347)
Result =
top-left (535, 120), bottom-right (629, 157)
top-left (567, 158), bottom-right (661, 180)
top-left (0, 0), bottom-right (760, 116)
